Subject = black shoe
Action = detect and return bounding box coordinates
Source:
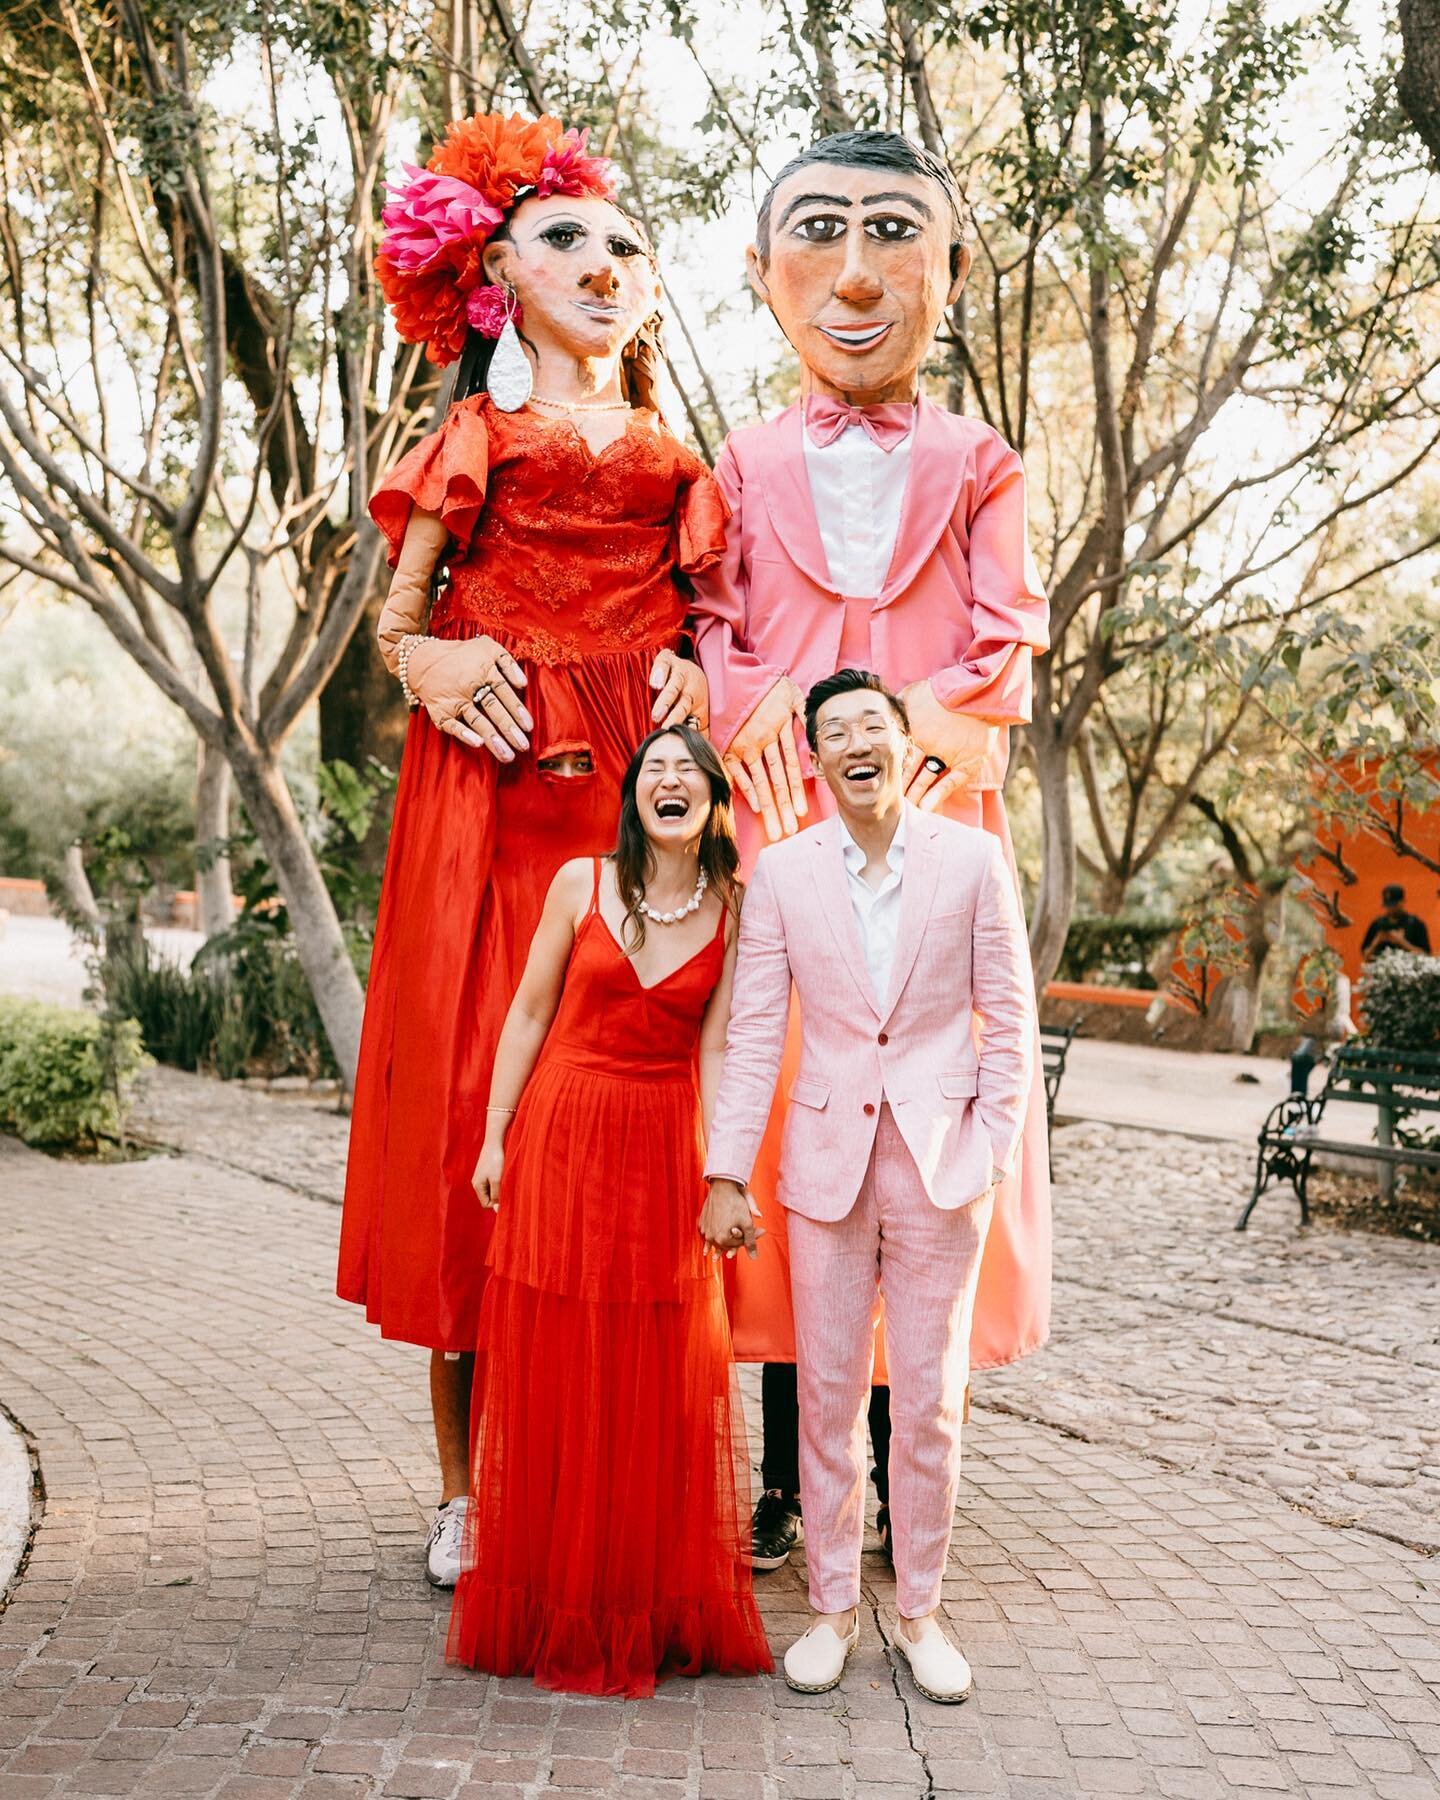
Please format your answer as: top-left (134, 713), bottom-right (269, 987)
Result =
top-left (875, 1502), bottom-right (893, 1563)
top-left (749, 1489), bottom-right (803, 1571)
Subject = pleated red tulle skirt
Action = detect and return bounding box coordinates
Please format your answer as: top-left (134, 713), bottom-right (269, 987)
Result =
top-left (447, 882), bottom-right (772, 1696)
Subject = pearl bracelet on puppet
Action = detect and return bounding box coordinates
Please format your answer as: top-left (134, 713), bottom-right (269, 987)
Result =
top-left (396, 634), bottom-right (425, 710)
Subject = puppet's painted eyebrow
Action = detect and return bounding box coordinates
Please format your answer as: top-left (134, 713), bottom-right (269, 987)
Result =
top-left (861, 191), bottom-right (934, 217)
top-left (777, 191), bottom-right (853, 229)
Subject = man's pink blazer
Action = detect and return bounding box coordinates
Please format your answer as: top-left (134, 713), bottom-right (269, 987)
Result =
top-left (705, 808), bottom-right (1034, 1219)
top-left (689, 395), bottom-right (1050, 799)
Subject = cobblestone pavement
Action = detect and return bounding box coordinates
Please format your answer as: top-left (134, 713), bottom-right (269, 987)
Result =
top-left (2, 1084), bottom-right (1439, 1799)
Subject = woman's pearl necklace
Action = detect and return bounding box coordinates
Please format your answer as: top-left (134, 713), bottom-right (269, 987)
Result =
top-left (636, 868), bottom-right (708, 926)
top-left (530, 393), bottom-right (631, 414)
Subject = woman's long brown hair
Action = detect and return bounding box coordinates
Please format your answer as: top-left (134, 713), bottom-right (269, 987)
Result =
top-left (612, 725), bottom-right (741, 952)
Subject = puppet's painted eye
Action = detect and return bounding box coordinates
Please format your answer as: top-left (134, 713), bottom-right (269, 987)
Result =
top-left (608, 236), bottom-right (644, 259)
top-left (864, 215), bottom-right (921, 243)
top-left (541, 224), bottom-right (584, 249)
top-left (792, 214), bottom-right (847, 243)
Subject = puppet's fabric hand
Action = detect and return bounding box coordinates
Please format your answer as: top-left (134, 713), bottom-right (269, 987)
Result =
top-left (649, 649), bottom-right (710, 731)
top-left (722, 677), bottom-right (808, 841)
top-left (901, 679), bottom-right (999, 811)
top-left (407, 637), bottom-right (532, 760)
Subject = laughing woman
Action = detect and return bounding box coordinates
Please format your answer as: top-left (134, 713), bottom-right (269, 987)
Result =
top-left (449, 726), bottom-right (772, 1697)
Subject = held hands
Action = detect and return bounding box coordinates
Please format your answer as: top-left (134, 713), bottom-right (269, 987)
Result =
top-left (649, 649), bottom-right (709, 732)
top-left (723, 677), bottom-right (809, 842)
top-left (407, 636), bottom-right (533, 760)
top-left (698, 1179), bottom-right (764, 1259)
top-left (900, 679), bottom-right (999, 812)
top-left (472, 1138), bottom-right (505, 1210)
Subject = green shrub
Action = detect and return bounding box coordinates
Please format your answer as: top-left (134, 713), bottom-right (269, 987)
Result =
top-left (1357, 952), bottom-right (1440, 1049)
top-left (101, 923), bottom-right (336, 1080)
top-left (1057, 911), bottom-right (1178, 988)
top-left (0, 997), bottom-right (149, 1149)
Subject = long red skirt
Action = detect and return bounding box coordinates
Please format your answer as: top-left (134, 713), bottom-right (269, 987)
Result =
top-left (337, 641), bottom-right (665, 1350)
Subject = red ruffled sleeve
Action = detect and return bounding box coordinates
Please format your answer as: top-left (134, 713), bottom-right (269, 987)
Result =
top-left (674, 469), bottom-right (729, 577)
top-left (369, 396), bottom-right (490, 570)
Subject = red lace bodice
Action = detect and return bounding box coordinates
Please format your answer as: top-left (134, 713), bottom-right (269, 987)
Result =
top-left (370, 397), bottom-right (727, 665)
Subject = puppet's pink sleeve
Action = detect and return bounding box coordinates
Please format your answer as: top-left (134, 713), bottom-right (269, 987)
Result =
top-left (687, 440), bottom-right (791, 754)
top-left (930, 438), bottom-right (1049, 724)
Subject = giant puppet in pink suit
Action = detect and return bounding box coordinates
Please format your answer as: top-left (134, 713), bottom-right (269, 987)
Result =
top-left (688, 129), bottom-right (1051, 1568)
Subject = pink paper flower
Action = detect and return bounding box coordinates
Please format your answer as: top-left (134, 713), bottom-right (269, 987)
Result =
top-left (465, 283), bottom-right (518, 337)
top-left (379, 165), bottom-right (505, 273)
top-left (535, 128), bottom-right (613, 200)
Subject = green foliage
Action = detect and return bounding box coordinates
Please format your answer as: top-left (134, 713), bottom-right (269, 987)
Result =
top-left (1057, 912), bottom-right (1177, 987)
top-left (102, 923), bottom-right (337, 1081)
top-left (1358, 952), bottom-right (1440, 1050)
top-left (0, 996), bottom-right (149, 1150)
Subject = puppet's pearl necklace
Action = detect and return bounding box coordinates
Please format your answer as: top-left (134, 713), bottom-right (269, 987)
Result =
top-left (530, 393), bottom-right (631, 414)
top-left (637, 868), bottom-right (708, 926)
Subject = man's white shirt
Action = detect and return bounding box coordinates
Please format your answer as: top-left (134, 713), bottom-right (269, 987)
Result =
top-left (838, 806), bottom-right (907, 1005)
top-left (803, 420), bottom-right (914, 599)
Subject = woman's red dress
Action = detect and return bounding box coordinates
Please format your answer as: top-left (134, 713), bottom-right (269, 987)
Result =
top-left (447, 865), bottom-right (772, 1696)
top-left (337, 398), bottom-right (726, 1350)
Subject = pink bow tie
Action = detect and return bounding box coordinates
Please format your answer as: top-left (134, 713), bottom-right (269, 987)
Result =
top-left (804, 396), bottom-right (915, 453)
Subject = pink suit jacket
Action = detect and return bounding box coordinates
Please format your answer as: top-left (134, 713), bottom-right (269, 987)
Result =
top-left (689, 396), bottom-right (1049, 793)
top-left (705, 807), bottom-right (1035, 1221)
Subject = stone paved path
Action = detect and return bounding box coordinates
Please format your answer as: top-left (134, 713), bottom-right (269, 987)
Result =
top-left (2, 1077), bottom-right (1439, 1799)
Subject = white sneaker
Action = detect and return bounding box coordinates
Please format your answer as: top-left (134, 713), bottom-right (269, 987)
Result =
top-left (782, 1614), bottom-right (860, 1693)
top-left (425, 1497), bottom-right (469, 1588)
top-left (890, 1617), bottom-right (973, 1703)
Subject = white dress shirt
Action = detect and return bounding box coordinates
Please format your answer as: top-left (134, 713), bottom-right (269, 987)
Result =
top-left (803, 420), bottom-right (914, 598)
top-left (838, 807), bottom-right (907, 1003)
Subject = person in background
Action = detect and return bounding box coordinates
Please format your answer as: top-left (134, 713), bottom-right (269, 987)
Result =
top-left (1361, 885), bottom-right (1431, 960)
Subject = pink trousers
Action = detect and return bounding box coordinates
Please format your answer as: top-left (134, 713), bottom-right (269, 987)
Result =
top-left (788, 1105), bottom-right (993, 1616)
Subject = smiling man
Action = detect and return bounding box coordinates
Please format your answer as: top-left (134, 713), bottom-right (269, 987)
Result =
top-left (689, 129), bottom-right (1053, 1574)
top-left (701, 670), bottom-right (1035, 1700)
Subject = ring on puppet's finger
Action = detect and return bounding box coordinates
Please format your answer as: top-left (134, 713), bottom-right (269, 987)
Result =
top-left (924, 755), bottom-right (947, 775)
top-left (919, 768), bottom-right (967, 812)
top-left (474, 683), bottom-right (494, 706)
top-left (459, 705), bottom-right (514, 762)
top-left (475, 687), bottom-right (530, 750)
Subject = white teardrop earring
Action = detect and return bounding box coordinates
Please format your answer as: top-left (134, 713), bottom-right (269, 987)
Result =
top-left (485, 284), bottom-right (532, 413)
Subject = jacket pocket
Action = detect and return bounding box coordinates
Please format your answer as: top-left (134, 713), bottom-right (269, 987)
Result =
top-left (789, 1076), bottom-right (831, 1109)
top-left (938, 1071), bottom-right (979, 1100)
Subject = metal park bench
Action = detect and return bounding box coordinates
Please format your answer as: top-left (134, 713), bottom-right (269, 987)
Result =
top-left (1239, 1041), bottom-right (1440, 1230)
top-left (1039, 1022), bottom-right (1081, 1172)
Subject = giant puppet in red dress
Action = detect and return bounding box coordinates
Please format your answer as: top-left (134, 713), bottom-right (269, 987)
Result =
top-left (336, 112), bottom-right (717, 1581)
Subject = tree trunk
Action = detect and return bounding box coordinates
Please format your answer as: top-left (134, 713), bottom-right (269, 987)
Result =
top-left (1028, 721), bottom-right (1076, 994)
top-left (195, 740), bottom-right (235, 940)
top-left (1398, 0), bottom-right (1440, 166)
top-left (61, 843), bottom-right (101, 932)
top-left (227, 742), bottom-right (365, 1089)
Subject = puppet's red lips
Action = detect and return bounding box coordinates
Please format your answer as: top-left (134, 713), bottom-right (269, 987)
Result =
top-left (816, 320), bottom-right (893, 351)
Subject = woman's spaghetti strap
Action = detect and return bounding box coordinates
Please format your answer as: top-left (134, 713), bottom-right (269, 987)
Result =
top-left (589, 857), bottom-right (603, 917)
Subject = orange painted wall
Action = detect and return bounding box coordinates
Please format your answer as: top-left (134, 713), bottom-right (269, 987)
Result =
top-left (1304, 755), bottom-right (1440, 988)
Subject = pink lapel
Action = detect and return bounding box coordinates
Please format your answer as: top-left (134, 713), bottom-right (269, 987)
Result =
top-left (754, 404), bottom-right (838, 595)
top-left (880, 807), bottom-right (944, 1021)
top-left (808, 821), bottom-right (881, 1018)
top-left (877, 397), bottom-right (971, 608)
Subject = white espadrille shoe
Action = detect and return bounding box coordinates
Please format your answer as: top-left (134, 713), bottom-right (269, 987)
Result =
top-left (890, 1618), bottom-right (973, 1703)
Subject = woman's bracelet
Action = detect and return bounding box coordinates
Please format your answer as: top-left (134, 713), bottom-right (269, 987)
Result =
top-left (486, 1104), bottom-right (516, 1115)
top-left (396, 633), bottom-right (425, 710)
